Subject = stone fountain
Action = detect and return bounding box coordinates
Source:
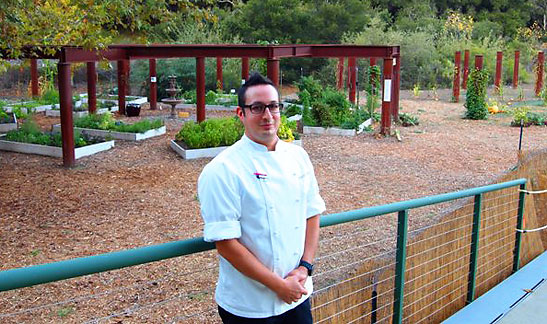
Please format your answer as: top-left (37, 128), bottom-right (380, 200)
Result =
top-left (161, 75), bottom-right (185, 118)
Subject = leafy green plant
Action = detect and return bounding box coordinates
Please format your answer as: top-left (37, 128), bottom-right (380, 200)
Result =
top-left (278, 116), bottom-right (295, 141)
top-left (175, 117), bottom-right (244, 149)
top-left (510, 106), bottom-right (530, 126)
top-left (398, 113), bottom-right (420, 126)
top-left (465, 68), bottom-right (489, 120)
top-left (5, 118), bottom-right (91, 147)
top-left (412, 84), bottom-right (421, 98)
top-left (282, 104), bottom-right (302, 118)
top-left (73, 113), bottom-right (163, 133)
top-left (38, 88), bottom-right (59, 105)
top-left (365, 65), bottom-right (381, 117)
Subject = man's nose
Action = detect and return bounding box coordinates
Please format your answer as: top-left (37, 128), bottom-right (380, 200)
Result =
top-left (262, 107), bottom-right (273, 118)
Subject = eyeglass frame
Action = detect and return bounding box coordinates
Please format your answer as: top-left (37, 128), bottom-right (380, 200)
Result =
top-left (241, 102), bottom-right (284, 115)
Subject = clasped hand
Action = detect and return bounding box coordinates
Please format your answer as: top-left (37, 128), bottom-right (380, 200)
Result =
top-left (277, 267), bottom-right (308, 304)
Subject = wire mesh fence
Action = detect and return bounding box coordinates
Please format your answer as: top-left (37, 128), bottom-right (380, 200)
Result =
top-left (0, 179), bottom-right (533, 323)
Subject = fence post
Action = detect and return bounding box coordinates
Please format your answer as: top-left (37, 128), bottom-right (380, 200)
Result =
top-left (381, 57), bottom-right (394, 135)
top-left (475, 55), bottom-right (483, 71)
top-left (337, 57), bottom-right (344, 90)
top-left (392, 209), bottom-right (409, 324)
top-left (513, 51), bottom-right (520, 89)
top-left (216, 57), bottom-right (223, 90)
top-left (513, 183), bottom-right (527, 272)
top-left (30, 58), bottom-right (39, 97)
top-left (87, 62), bottom-right (97, 114)
top-left (453, 51), bottom-right (461, 103)
top-left (535, 51), bottom-right (544, 97)
top-left (495, 51), bottom-right (503, 93)
top-left (196, 57), bottom-right (206, 123)
top-left (149, 59), bottom-right (157, 110)
top-left (466, 194), bottom-right (482, 304)
top-left (241, 57), bottom-right (249, 83)
top-left (348, 57), bottom-right (356, 104)
top-left (462, 50), bottom-right (470, 89)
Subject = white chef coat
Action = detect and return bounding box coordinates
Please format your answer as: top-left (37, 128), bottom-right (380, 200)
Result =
top-left (198, 134), bottom-right (326, 318)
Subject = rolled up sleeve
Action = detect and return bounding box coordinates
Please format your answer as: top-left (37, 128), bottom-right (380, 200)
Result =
top-left (198, 162), bottom-right (242, 242)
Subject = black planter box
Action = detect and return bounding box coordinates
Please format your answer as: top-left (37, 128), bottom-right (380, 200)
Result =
top-left (125, 103), bottom-right (141, 117)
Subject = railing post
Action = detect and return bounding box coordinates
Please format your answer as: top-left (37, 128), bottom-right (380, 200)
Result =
top-left (513, 183), bottom-right (527, 272)
top-left (392, 209), bottom-right (409, 324)
top-left (466, 194), bottom-right (482, 304)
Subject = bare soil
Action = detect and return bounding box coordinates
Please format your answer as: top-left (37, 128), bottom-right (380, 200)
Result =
top-left (0, 87), bottom-right (546, 323)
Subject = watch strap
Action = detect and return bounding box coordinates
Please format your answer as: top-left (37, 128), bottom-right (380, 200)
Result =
top-left (299, 260), bottom-right (314, 276)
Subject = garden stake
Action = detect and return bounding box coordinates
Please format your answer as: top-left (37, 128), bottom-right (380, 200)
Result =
top-left (519, 119), bottom-right (524, 152)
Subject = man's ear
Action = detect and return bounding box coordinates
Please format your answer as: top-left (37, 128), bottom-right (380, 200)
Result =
top-left (236, 106), bottom-right (244, 118)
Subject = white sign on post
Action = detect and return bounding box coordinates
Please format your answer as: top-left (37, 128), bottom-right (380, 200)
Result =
top-left (150, 77), bottom-right (157, 83)
top-left (383, 79), bottom-right (392, 102)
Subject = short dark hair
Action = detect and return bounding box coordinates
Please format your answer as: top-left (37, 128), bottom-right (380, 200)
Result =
top-left (237, 72), bottom-right (278, 109)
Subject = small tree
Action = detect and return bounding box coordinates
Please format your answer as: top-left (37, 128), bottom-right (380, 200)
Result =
top-left (465, 68), bottom-right (489, 120)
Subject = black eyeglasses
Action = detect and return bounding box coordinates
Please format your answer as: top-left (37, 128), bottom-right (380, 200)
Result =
top-left (242, 102), bottom-right (284, 115)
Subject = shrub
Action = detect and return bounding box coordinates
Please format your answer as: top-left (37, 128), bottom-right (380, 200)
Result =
top-left (277, 116), bottom-right (295, 141)
top-left (39, 88), bottom-right (59, 105)
top-left (510, 106), bottom-right (530, 126)
top-left (283, 104), bottom-right (302, 118)
top-left (465, 68), bottom-right (489, 120)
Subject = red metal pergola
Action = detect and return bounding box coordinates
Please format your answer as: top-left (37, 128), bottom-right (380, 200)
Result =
top-left (7, 44), bottom-right (401, 167)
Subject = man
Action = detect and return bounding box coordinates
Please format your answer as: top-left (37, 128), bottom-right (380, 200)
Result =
top-left (198, 72), bottom-right (325, 323)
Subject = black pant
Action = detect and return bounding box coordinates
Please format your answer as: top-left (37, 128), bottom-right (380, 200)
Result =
top-left (218, 298), bottom-right (313, 324)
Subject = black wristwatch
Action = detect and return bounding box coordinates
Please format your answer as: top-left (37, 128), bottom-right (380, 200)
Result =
top-left (299, 260), bottom-right (314, 276)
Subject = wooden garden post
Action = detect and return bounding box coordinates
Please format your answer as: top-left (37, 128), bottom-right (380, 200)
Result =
top-left (242, 57), bottom-right (249, 84)
top-left (453, 51), bottom-right (461, 103)
top-left (30, 59), bottom-right (39, 97)
top-left (196, 57), bottom-right (206, 122)
top-left (58, 61), bottom-right (75, 167)
top-left (216, 57), bottom-right (223, 90)
top-left (86, 62), bottom-right (97, 114)
top-left (149, 59), bottom-right (157, 110)
top-left (462, 50), bottom-right (470, 89)
top-left (381, 58), bottom-right (394, 135)
top-left (535, 51), bottom-right (544, 97)
top-left (494, 51), bottom-right (503, 93)
top-left (513, 51), bottom-right (520, 89)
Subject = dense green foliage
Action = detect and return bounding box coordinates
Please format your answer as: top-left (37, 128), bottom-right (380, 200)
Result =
top-left (465, 68), bottom-right (489, 120)
top-left (73, 113), bottom-right (163, 133)
top-left (296, 76), bottom-right (374, 130)
top-left (175, 117), bottom-right (245, 149)
top-left (510, 107), bottom-right (547, 126)
top-left (5, 118), bottom-right (89, 147)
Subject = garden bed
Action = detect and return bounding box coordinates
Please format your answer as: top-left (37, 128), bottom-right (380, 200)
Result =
top-left (45, 106), bottom-right (119, 118)
top-left (0, 135), bottom-right (114, 159)
top-left (52, 125), bottom-right (166, 141)
top-left (4, 103), bottom-right (53, 114)
top-left (170, 139), bottom-right (302, 160)
top-left (0, 113), bottom-right (17, 133)
top-left (303, 126), bottom-right (356, 136)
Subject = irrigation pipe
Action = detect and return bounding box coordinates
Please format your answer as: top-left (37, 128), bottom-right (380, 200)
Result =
top-left (518, 189), bottom-right (547, 194)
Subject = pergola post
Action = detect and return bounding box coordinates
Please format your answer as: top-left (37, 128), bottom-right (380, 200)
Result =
top-left (513, 51), bottom-right (520, 89)
top-left (58, 62), bottom-right (75, 167)
top-left (381, 58), bottom-right (394, 135)
top-left (216, 57), bottom-right (223, 90)
top-left (462, 50), bottom-right (470, 89)
top-left (392, 54), bottom-right (401, 121)
top-left (86, 62), bottom-right (97, 114)
top-left (30, 59), bottom-right (39, 97)
top-left (348, 57), bottom-right (356, 104)
top-left (495, 51), bottom-right (503, 93)
top-left (242, 57), bottom-right (249, 83)
top-left (475, 55), bottom-right (484, 70)
top-left (149, 59), bottom-right (157, 110)
top-left (117, 60), bottom-right (128, 115)
top-left (196, 57), bottom-right (206, 122)
top-left (267, 58), bottom-right (280, 88)
top-left (453, 51), bottom-right (461, 103)
top-left (337, 57), bottom-right (344, 90)
top-left (535, 51), bottom-right (544, 97)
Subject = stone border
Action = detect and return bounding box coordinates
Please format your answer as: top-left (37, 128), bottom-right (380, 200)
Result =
top-left (0, 137), bottom-right (115, 159)
top-left (170, 139), bottom-right (302, 160)
top-left (303, 126), bottom-right (356, 136)
top-left (52, 125), bottom-right (166, 141)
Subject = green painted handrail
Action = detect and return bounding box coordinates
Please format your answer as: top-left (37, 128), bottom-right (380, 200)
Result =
top-left (0, 178), bottom-right (526, 293)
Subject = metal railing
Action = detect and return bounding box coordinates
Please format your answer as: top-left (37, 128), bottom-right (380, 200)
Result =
top-left (0, 178), bottom-right (527, 323)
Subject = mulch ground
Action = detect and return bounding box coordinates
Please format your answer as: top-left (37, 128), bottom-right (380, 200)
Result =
top-left (0, 86), bottom-right (545, 323)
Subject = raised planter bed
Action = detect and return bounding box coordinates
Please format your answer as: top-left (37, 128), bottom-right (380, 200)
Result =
top-left (45, 106), bottom-right (119, 118)
top-left (0, 136), bottom-right (115, 159)
top-left (171, 139), bottom-right (302, 160)
top-left (303, 126), bottom-right (356, 136)
top-left (5, 103), bottom-right (53, 114)
top-left (52, 125), bottom-right (166, 141)
top-left (0, 114), bottom-right (17, 133)
top-left (81, 95), bottom-right (148, 105)
top-left (177, 103), bottom-right (236, 111)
